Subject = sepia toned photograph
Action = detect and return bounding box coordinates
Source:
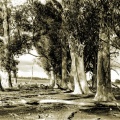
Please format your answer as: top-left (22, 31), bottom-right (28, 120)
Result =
top-left (0, 0), bottom-right (120, 120)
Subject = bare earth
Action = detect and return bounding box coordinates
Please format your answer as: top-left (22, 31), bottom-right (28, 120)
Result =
top-left (0, 79), bottom-right (120, 120)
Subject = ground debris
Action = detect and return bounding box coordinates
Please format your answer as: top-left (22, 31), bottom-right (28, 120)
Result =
top-left (67, 111), bottom-right (78, 120)
top-left (0, 82), bottom-right (120, 120)
top-left (113, 113), bottom-right (120, 118)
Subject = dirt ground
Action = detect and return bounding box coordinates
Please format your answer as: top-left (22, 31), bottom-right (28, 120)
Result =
top-left (0, 79), bottom-right (120, 120)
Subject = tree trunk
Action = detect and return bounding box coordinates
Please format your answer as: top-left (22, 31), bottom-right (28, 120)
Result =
top-left (92, 52), bottom-right (97, 88)
top-left (13, 71), bottom-right (17, 86)
top-left (94, 28), bottom-right (115, 101)
top-left (71, 51), bottom-right (82, 94)
top-left (0, 74), bottom-right (4, 91)
top-left (8, 71), bottom-right (12, 88)
top-left (1, 70), bottom-right (11, 88)
top-left (53, 74), bottom-right (58, 89)
top-left (49, 67), bottom-right (55, 88)
top-left (2, 0), bottom-right (13, 88)
top-left (61, 41), bottom-right (68, 89)
top-left (69, 38), bottom-right (91, 94)
top-left (76, 53), bottom-right (92, 94)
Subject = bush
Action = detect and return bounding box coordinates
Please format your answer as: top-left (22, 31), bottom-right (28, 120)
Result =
top-left (115, 79), bottom-right (120, 83)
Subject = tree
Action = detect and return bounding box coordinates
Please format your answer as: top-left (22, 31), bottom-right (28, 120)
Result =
top-left (12, 1), bottom-right (63, 84)
top-left (61, 0), bottom-right (94, 94)
top-left (1, 0), bottom-right (13, 88)
top-left (21, 0), bottom-right (63, 88)
top-left (0, 39), bottom-right (4, 91)
top-left (0, 3), bottom-right (4, 90)
top-left (61, 36), bottom-right (68, 89)
top-left (0, 0), bottom-right (31, 89)
top-left (94, 0), bottom-right (117, 101)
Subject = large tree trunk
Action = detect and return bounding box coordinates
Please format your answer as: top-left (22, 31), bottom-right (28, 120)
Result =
top-left (1, 70), bottom-right (11, 88)
top-left (69, 38), bottom-right (91, 94)
top-left (2, 0), bottom-right (12, 88)
top-left (94, 28), bottom-right (115, 101)
top-left (71, 50), bottom-right (82, 94)
top-left (76, 52), bottom-right (92, 94)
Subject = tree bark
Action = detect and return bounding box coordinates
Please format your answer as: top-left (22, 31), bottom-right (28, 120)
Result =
top-left (71, 50), bottom-right (82, 94)
top-left (8, 71), bottom-right (12, 88)
top-left (94, 28), bottom-right (115, 101)
top-left (92, 52), bottom-right (97, 88)
top-left (2, 0), bottom-right (12, 88)
top-left (61, 41), bottom-right (68, 89)
top-left (0, 74), bottom-right (4, 91)
top-left (76, 53), bottom-right (92, 94)
top-left (49, 67), bottom-right (55, 88)
top-left (13, 73), bottom-right (17, 86)
top-left (13, 71), bottom-right (17, 86)
top-left (53, 74), bottom-right (58, 88)
top-left (69, 38), bottom-right (91, 94)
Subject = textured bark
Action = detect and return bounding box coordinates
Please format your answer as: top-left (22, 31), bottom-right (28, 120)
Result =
top-left (2, 1), bottom-right (12, 88)
top-left (92, 52), bottom-right (97, 88)
top-left (0, 75), bottom-right (4, 91)
top-left (69, 38), bottom-right (91, 94)
top-left (77, 54), bottom-right (91, 94)
top-left (54, 74), bottom-right (58, 89)
top-left (71, 51), bottom-right (82, 94)
top-left (61, 42), bottom-right (68, 89)
top-left (8, 71), bottom-right (12, 88)
top-left (13, 72), bottom-right (17, 85)
top-left (49, 67), bottom-right (55, 88)
top-left (94, 28), bottom-right (115, 101)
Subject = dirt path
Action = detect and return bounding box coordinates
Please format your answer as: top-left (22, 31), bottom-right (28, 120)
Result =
top-left (0, 86), bottom-right (120, 120)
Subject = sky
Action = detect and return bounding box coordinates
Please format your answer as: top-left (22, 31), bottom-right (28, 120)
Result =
top-left (17, 49), bottom-right (120, 80)
top-left (10, 0), bottom-right (62, 78)
top-left (16, 50), bottom-right (49, 78)
top-left (11, 0), bottom-right (48, 78)
top-left (11, 0), bottom-right (62, 6)
top-left (11, 0), bottom-right (27, 6)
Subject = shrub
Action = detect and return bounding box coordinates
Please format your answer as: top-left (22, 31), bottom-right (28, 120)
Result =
top-left (115, 79), bottom-right (120, 83)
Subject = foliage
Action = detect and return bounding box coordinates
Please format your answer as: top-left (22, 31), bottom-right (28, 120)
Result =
top-left (62, 0), bottom-right (120, 73)
top-left (62, 0), bottom-right (100, 73)
top-left (29, 1), bottom-right (62, 75)
top-left (0, 1), bottom-right (20, 76)
top-left (0, 0), bottom-right (119, 82)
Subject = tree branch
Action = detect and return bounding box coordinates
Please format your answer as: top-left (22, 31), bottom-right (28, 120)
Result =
top-left (27, 52), bottom-right (41, 57)
top-left (111, 58), bottom-right (120, 67)
top-left (100, 39), bottom-right (120, 50)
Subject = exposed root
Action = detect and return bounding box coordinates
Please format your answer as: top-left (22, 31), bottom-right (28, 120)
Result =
top-left (67, 111), bottom-right (78, 120)
top-left (70, 91), bottom-right (82, 95)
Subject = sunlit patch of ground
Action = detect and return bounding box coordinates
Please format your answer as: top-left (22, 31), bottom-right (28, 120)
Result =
top-left (0, 79), bottom-right (120, 120)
